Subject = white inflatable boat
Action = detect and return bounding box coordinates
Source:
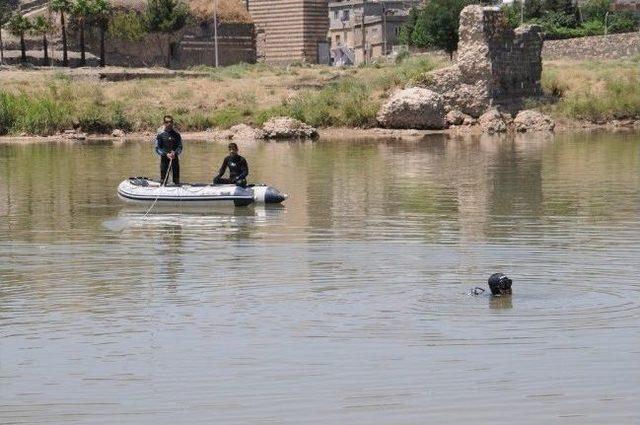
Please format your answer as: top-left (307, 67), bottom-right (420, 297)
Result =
top-left (117, 177), bottom-right (287, 207)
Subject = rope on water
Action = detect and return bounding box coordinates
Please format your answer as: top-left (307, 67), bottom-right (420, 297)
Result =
top-left (143, 158), bottom-right (172, 218)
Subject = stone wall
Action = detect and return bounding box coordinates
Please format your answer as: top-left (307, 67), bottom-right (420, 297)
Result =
top-left (473, 7), bottom-right (543, 101)
top-left (175, 22), bottom-right (256, 68)
top-left (78, 22), bottom-right (256, 69)
top-left (422, 5), bottom-right (543, 117)
top-left (543, 32), bottom-right (640, 60)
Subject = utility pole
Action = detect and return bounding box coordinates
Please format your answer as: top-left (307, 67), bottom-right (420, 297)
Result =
top-left (361, 0), bottom-right (366, 65)
top-left (213, 0), bottom-right (219, 67)
top-left (382, 3), bottom-right (387, 56)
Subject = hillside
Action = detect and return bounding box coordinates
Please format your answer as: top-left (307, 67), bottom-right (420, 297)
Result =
top-left (109, 0), bottom-right (252, 23)
top-left (11, 0), bottom-right (251, 22)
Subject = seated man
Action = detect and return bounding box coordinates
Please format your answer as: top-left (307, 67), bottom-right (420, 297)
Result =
top-left (213, 143), bottom-right (249, 187)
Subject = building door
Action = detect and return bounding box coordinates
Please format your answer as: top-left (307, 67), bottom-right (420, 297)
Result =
top-left (317, 40), bottom-right (330, 65)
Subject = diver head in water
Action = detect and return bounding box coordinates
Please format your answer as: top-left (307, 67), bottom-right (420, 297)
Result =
top-left (488, 273), bottom-right (512, 296)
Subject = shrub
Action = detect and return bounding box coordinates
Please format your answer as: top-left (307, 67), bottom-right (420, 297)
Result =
top-left (0, 92), bottom-right (18, 135)
top-left (76, 102), bottom-right (134, 133)
top-left (282, 78), bottom-right (379, 127)
top-left (394, 49), bottom-right (411, 65)
top-left (210, 107), bottom-right (245, 128)
top-left (542, 69), bottom-right (568, 98)
top-left (608, 11), bottom-right (639, 33)
top-left (0, 90), bottom-right (72, 135)
top-left (108, 11), bottom-right (148, 41)
top-left (556, 70), bottom-right (640, 121)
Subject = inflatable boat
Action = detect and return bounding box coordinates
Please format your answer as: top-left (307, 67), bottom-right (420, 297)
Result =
top-left (117, 177), bottom-right (287, 207)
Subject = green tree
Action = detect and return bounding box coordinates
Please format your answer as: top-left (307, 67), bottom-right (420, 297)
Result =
top-left (145, 0), bottom-right (189, 68)
top-left (71, 0), bottom-right (93, 66)
top-left (108, 11), bottom-right (148, 41)
top-left (503, 0), bottom-right (545, 25)
top-left (411, 0), bottom-right (471, 59)
top-left (608, 11), bottom-right (639, 33)
top-left (0, 3), bottom-right (12, 65)
top-left (90, 0), bottom-right (111, 67)
top-left (31, 16), bottom-right (52, 66)
top-left (7, 13), bottom-right (32, 64)
top-left (582, 0), bottom-right (612, 22)
top-left (50, 0), bottom-right (73, 66)
top-left (398, 7), bottom-right (418, 46)
top-left (543, 0), bottom-right (576, 14)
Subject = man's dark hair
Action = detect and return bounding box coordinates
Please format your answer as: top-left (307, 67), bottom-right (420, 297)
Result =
top-left (228, 143), bottom-right (238, 151)
top-left (163, 115), bottom-right (174, 123)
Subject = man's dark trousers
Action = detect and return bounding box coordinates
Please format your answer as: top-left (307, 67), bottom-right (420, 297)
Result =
top-left (160, 156), bottom-right (180, 185)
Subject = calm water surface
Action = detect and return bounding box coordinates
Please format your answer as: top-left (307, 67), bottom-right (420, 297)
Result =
top-left (1, 132), bottom-right (639, 424)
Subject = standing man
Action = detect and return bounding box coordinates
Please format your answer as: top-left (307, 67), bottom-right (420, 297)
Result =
top-left (155, 115), bottom-right (182, 186)
top-left (213, 143), bottom-right (249, 187)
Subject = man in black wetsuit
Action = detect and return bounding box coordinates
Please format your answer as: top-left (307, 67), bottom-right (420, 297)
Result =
top-left (154, 115), bottom-right (183, 186)
top-left (213, 143), bottom-right (249, 187)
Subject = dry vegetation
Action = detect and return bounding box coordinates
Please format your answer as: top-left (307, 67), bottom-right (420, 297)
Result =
top-left (0, 57), bottom-right (445, 135)
top-left (109, 0), bottom-right (252, 22)
top-left (542, 58), bottom-right (640, 122)
top-left (1, 57), bottom-right (639, 136)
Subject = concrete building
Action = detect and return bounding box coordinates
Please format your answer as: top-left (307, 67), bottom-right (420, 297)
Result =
top-left (248, 0), bottom-right (330, 64)
top-left (328, 0), bottom-right (412, 65)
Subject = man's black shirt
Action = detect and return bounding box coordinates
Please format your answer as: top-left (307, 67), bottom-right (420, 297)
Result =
top-left (155, 129), bottom-right (183, 157)
top-left (216, 154), bottom-right (249, 180)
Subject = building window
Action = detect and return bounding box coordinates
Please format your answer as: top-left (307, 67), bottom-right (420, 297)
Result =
top-left (333, 10), bottom-right (339, 20)
top-left (342, 10), bottom-right (350, 21)
top-left (335, 35), bottom-right (341, 45)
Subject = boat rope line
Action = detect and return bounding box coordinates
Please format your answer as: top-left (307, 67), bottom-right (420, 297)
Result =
top-left (143, 158), bottom-right (172, 218)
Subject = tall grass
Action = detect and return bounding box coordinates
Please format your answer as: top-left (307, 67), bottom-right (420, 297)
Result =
top-left (0, 84), bottom-right (133, 135)
top-left (544, 63), bottom-right (640, 121)
top-left (1, 56), bottom-right (447, 135)
top-left (558, 78), bottom-right (640, 121)
top-left (191, 62), bottom-right (270, 80)
top-left (0, 91), bottom-right (72, 135)
top-left (255, 57), bottom-right (443, 128)
top-left (255, 78), bottom-right (379, 128)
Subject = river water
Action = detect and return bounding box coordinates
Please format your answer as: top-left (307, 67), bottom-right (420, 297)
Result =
top-left (1, 132), bottom-right (639, 424)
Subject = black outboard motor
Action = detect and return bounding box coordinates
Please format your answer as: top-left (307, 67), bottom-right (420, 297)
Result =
top-left (488, 273), bottom-right (512, 296)
top-left (264, 186), bottom-right (287, 204)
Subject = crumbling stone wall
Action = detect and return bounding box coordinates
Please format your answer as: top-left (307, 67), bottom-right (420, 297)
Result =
top-left (422, 5), bottom-right (543, 117)
top-left (483, 9), bottom-right (543, 99)
top-left (543, 32), bottom-right (640, 60)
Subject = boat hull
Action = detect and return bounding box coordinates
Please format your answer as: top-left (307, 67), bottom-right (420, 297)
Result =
top-left (116, 178), bottom-right (287, 207)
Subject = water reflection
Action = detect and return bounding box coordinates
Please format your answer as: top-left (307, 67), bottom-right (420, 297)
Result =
top-left (489, 295), bottom-right (513, 310)
top-left (1, 132), bottom-right (639, 424)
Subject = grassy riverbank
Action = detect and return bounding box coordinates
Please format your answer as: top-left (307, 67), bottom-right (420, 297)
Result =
top-left (542, 59), bottom-right (640, 123)
top-left (1, 57), bottom-right (639, 136)
top-left (0, 58), bottom-right (442, 136)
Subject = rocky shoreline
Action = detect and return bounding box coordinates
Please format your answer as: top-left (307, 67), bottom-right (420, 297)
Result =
top-left (1, 118), bottom-right (639, 145)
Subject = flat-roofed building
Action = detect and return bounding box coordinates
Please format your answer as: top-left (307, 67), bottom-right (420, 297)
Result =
top-left (328, 0), bottom-right (411, 65)
top-left (248, 0), bottom-right (330, 64)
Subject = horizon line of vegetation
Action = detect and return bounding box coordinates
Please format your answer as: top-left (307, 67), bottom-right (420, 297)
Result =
top-left (0, 0), bottom-right (193, 68)
top-left (2, 57), bottom-right (640, 136)
top-left (398, 0), bottom-right (640, 57)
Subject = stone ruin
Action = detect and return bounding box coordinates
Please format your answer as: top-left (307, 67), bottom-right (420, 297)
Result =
top-left (425, 5), bottom-right (544, 117)
top-left (377, 5), bottom-right (546, 129)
